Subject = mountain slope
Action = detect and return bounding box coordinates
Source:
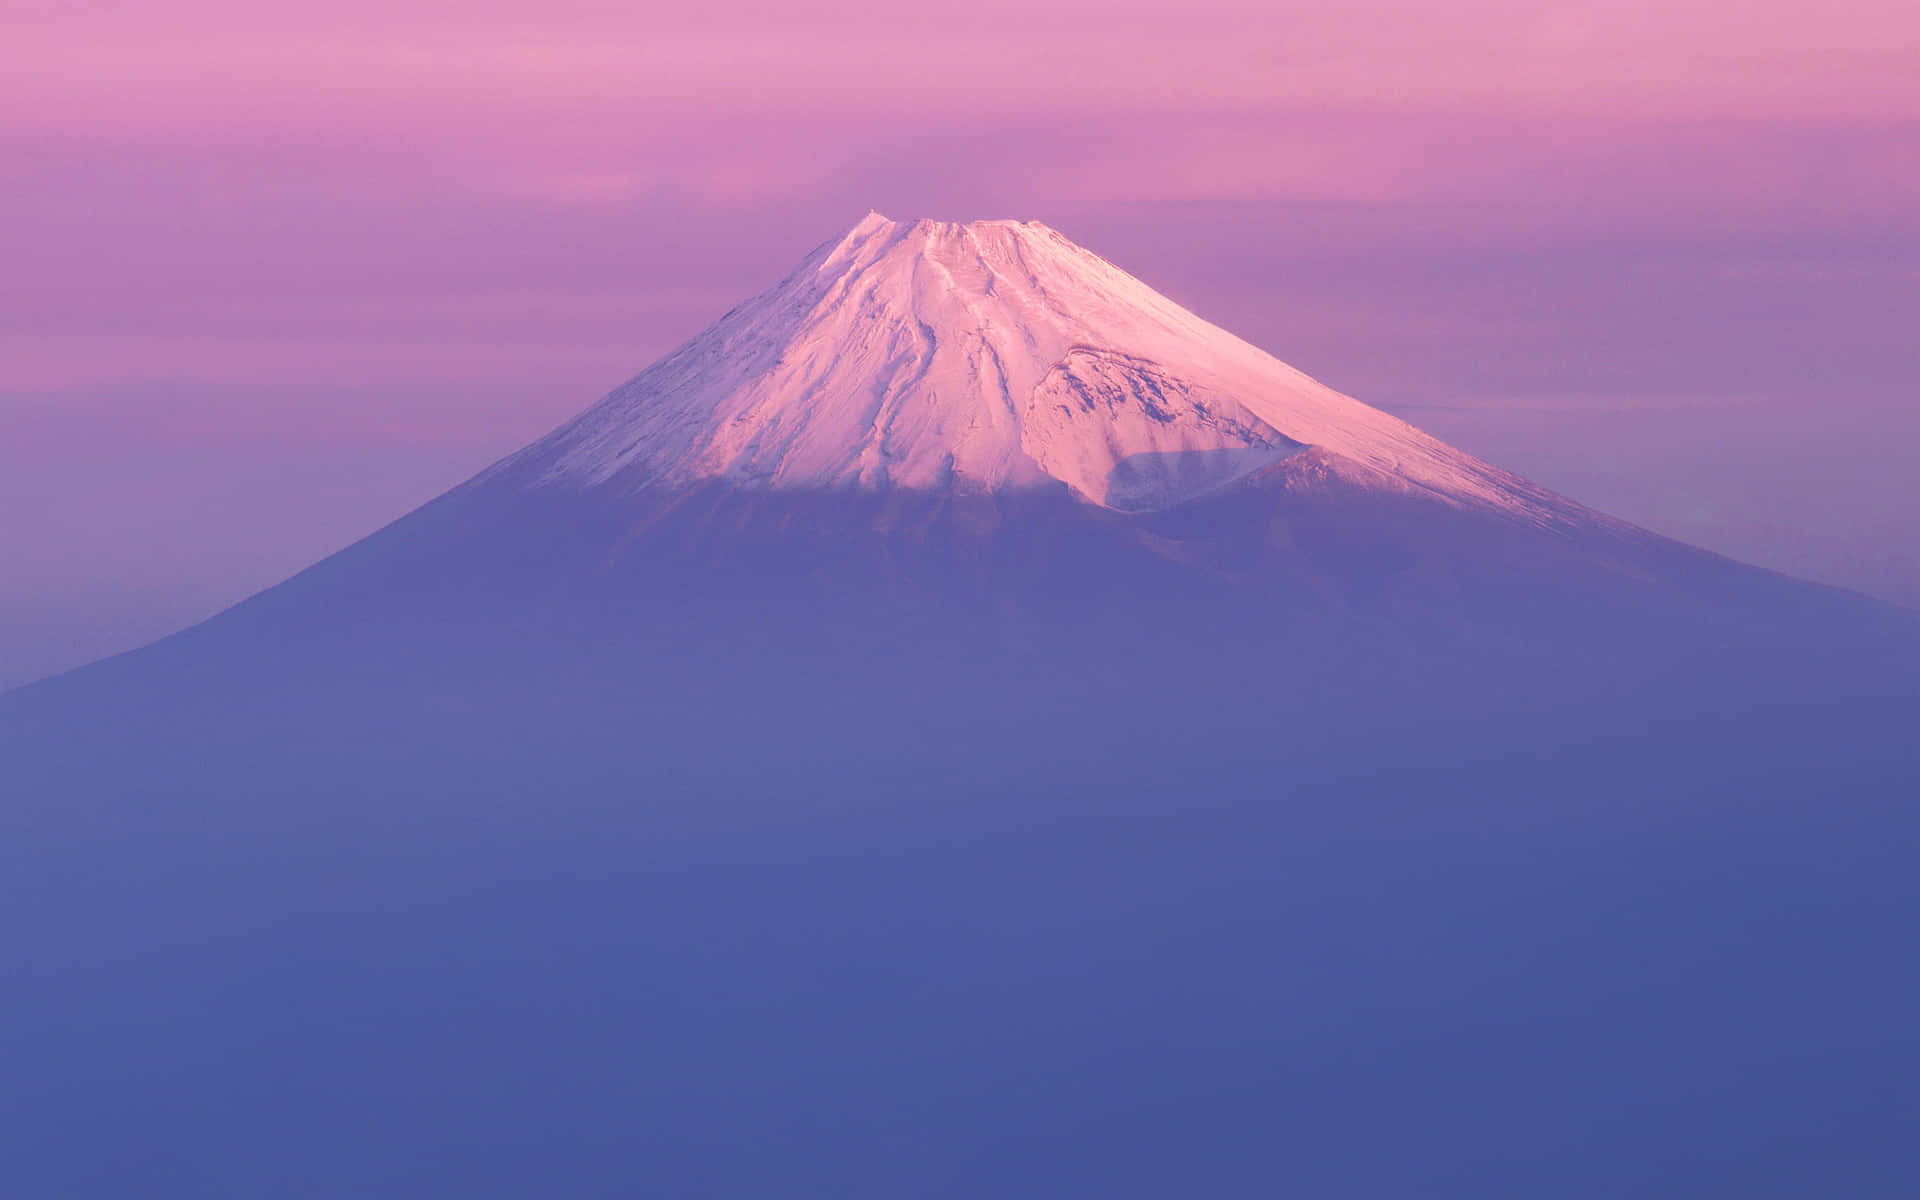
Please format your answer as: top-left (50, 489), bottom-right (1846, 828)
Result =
top-left (3, 215), bottom-right (1918, 1200)
top-left (9, 213), bottom-right (1913, 779)
top-left (8, 211), bottom-right (1913, 756)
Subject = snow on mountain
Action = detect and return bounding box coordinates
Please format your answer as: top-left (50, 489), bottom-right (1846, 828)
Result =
top-left (486, 213), bottom-right (1573, 523)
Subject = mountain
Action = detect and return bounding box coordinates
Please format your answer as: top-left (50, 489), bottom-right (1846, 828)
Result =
top-left (77, 211), bottom-right (1882, 687)
top-left (5, 215), bottom-right (1917, 1199)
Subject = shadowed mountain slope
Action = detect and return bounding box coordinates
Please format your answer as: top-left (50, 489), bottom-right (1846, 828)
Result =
top-left (4, 216), bottom-right (1918, 1200)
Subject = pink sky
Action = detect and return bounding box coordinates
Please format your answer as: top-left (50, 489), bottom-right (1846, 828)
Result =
top-left (4, 0), bottom-right (1918, 686)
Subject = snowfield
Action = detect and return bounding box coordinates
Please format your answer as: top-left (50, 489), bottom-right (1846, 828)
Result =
top-left (493, 214), bottom-right (1578, 526)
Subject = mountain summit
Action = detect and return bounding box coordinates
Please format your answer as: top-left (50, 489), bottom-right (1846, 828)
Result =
top-left (486, 213), bottom-right (1565, 521)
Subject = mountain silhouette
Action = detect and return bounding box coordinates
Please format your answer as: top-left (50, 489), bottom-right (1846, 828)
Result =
top-left (5, 215), bottom-right (1917, 1199)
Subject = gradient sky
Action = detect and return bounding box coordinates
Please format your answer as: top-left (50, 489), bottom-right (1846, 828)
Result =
top-left (5, 0), bottom-right (1918, 687)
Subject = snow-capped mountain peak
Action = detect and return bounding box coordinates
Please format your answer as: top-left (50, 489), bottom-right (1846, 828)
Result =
top-left (493, 213), bottom-right (1562, 519)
